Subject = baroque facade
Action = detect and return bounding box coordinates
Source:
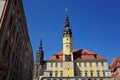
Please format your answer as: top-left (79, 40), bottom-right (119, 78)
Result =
top-left (110, 57), bottom-right (120, 80)
top-left (0, 0), bottom-right (34, 80)
top-left (33, 13), bottom-right (113, 80)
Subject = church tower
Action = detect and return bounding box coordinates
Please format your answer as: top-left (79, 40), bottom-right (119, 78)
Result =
top-left (63, 9), bottom-right (74, 77)
top-left (33, 39), bottom-right (45, 80)
top-left (36, 39), bottom-right (44, 65)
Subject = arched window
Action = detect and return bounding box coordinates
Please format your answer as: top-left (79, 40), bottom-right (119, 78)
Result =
top-left (84, 70), bottom-right (88, 77)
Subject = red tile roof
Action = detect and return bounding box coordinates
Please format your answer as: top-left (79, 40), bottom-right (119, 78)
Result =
top-left (47, 49), bottom-right (107, 61)
top-left (110, 57), bottom-right (120, 68)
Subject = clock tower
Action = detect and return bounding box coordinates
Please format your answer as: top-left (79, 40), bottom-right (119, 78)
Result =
top-left (63, 9), bottom-right (74, 76)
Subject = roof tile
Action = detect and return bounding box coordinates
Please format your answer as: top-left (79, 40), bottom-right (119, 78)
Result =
top-left (47, 49), bottom-right (106, 61)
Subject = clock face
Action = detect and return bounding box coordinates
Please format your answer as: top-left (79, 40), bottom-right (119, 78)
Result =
top-left (63, 62), bottom-right (73, 68)
top-left (66, 62), bottom-right (70, 68)
top-left (65, 55), bottom-right (71, 61)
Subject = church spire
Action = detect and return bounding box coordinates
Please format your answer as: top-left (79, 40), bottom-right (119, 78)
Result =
top-left (37, 38), bottom-right (43, 54)
top-left (63, 8), bottom-right (72, 37)
top-left (39, 38), bottom-right (42, 50)
top-left (36, 38), bottom-right (44, 65)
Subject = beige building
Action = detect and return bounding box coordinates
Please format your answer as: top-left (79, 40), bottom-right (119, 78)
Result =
top-left (33, 13), bottom-right (113, 80)
top-left (0, 0), bottom-right (34, 80)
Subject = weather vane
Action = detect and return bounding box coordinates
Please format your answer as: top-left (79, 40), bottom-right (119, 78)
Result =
top-left (65, 8), bottom-right (68, 15)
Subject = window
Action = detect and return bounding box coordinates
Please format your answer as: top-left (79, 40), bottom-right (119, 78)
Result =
top-left (84, 62), bottom-right (86, 67)
top-left (85, 72), bottom-right (87, 77)
top-left (85, 70), bottom-right (88, 77)
top-left (90, 62), bottom-right (92, 67)
top-left (97, 72), bottom-right (100, 76)
top-left (55, 72), bottom-right (57, 77)
top-left (60, 72), bottom-right (63, 77)
top-left (55, 63), bottom-right (57, 67)
top-left (65, 55), bottom-right (71, 61)
top-left (79, 62), bottom-right (81, 67)
top-left (9, 16), bottom-right (13, 27)
top-left (36, 66), bottom-right (39, 70)
top-left (85, 70), bottom-right (88, 76)
top-left (50, 72), bottom-right (52, 77)
top-left (12, 52), bottom-right (15, 63)
top-left (56, 55), bottom-right (59, 59)
top-left (14, 0), bottom-right (17, 6)
top-left (80, 71), bottom-right (82, 77)
top-left (60, 63), bottom-right (63, 67)
top-left (91, 72), bottom-right (93, 77)
top-left (96, 62), bottom-right (98, 66)
top-left (8, 47), bottom-right (12, 60)
top-left (36, 72), bottom-right (39, 77)
top-left (51, 63), bottom-right (53, 67)
top-left (101, 62), bottom-right (104, 66)
top-left (37, 55), bottom-right (39, 60)
top-left (2, 40), bottom-right (8, 55)
top-left (103, 72), bottom-right (105, 76)
top-left (67, 38), bottom-right (68, 41)
top-left (13, 25), bottom-right (17, 35)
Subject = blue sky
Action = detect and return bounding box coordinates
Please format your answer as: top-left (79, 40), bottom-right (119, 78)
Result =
top-left (22, 0), bottom-right (120, 63)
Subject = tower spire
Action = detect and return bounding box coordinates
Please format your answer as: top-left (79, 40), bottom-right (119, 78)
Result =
top-left (39, 38), bottom-right (42, 50)
top-left (63, 8), bottom-right (72, 37)
top-left (37, 38), bottom-right (43, 53)
top-left (36, 37), bottom-right (44, 65)
top-left (64, 8), bottom-right (70, 28)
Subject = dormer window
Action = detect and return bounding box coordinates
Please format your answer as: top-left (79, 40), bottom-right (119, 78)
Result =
top-left (84, 52), bottom-right (87, 54)
top-left (94, 54), bottom-right (97, 58)
top-left (56, 55), bottom-right (59, 59)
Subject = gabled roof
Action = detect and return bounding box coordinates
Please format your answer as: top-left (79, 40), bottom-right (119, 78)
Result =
top-left (47, 49), bottom-right (107, 61)
top-left (110, 57), bottom-right (120, 68)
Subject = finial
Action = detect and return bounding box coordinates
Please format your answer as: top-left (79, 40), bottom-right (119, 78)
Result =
top-left (39, 37), bottom-right (42, 50)
top-left (65, 8), bottom-right (68, 15)
top-left (40, 38), bottom-right (42, 47)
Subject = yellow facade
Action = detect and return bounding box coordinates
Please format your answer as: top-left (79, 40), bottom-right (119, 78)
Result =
top-left (75, 62), bottom-right (105, 77)
top-left (62, 21), bottom-right (105, 78)
top-left (48, 61), bottom-right (109, 78)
